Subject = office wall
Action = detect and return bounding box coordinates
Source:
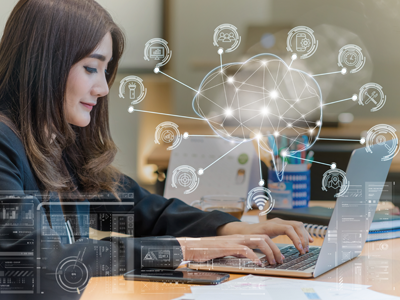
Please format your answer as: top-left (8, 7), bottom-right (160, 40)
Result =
top-left (168, 0), bottom-right (400, 120)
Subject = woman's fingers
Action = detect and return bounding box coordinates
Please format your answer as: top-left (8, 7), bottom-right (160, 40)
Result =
top-left (282, 225), bottom-right (306, 254)
top-left (270, 218), bottom-right (312, 253)
top-left (238, 235), bottom-right (283, 264)
top-left (263, 236), bottom-right (284, 263)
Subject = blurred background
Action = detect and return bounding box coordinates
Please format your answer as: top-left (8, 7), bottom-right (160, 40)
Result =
top-left (1, 0), bottom-right (399, 202)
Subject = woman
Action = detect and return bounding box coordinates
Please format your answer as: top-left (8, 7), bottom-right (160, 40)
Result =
top-left (0, 0), bottom-right (312, 296)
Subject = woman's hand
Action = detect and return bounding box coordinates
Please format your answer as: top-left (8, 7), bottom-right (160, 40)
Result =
top-left (216, 218), bottom-right (314, 254)
top-left (177, 234), bottom-right (285, 265)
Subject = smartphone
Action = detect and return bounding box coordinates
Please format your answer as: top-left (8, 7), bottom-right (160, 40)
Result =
top-left (123, 268), bottom-right (230, 285)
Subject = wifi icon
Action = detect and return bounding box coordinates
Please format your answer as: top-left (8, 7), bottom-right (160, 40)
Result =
top-left (253, 194), bottom-right (269, 210)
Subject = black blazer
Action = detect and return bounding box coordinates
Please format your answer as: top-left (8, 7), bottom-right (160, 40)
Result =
top-left (0, 121), bottom-right (239, 297)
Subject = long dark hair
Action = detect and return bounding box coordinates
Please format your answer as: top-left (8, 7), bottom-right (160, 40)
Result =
top-left (0, 0), bottom-right (125, 201)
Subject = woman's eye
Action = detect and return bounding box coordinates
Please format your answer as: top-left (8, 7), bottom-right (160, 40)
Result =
top-left (84, 66), bottom-right (97, 74)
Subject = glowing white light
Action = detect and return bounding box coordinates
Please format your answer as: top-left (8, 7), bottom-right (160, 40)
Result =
top-left (309, 129), bottom-right (314, 134)
top-left (261, 107), bottom-right (269, 115)
top-left (274, 131), bottom-right (279, 137)
top-left (270, 90), bottom-right (279, 99)
top-left (291, 53), bottom-right (298, 60)
top-left (331, 163), bottom-right (337, 169)
top-left (198, 168), bottom-right (204, 175)
top-left (352, 94), bottom-right (358, 101)
top-left (296, 98), bottom-right (299, 102)
top-left (154, 67), bottom-right (160, 74)
top-left (360, 137), bottom-right (366, 144)
top-left (128, 106), bottom-right (135, 113)
top-left (218, 48), bottom-right (224, 55)
top-left (262, 60), bottom-right (267, 65)
top-left (256, 133), bottom-right (262, 140)
top-left (287, 123), bottom-right (292, 128)
top-left (227, 77), bottom-right (234, 83)
top-left (316, 120), bottom-right (322, 126)
top-left (183, 132), bottom-right (189, 139)
top-left (236, 88), bottom-right (239, 92)
top-left (281, 150), bottom-right (288, 157)
top-left (225, 108), bottom-right (233, 116)
top-left (258, 179), bottom-right (265, 186)
top-left (279, 116), bottom-right (283, 119)
top-left (341, 67), bottom-right (347, 75)
top-left (301, 115), bottom-right (305, 118)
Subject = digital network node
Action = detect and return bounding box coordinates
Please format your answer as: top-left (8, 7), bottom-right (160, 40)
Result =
top-left (213, 24), bottom-right (241, 53)
top-left (338, 44), bottom-right (366, 73)
top-left (365, 124), bottom-right (399, 161)
top-left (119, 24), bottom-right (391, 214)
top-left (154, 121), bottom-right (182, 151)
top-left (286, 26), bottom-right (318, 59)
top-left (119, 75), bottom-right (147, 105)
top-left (144, 38), bottom-right (172, 68)
top-left (171, 165), bottom-right (200, 194)
top-left (321, 168), bottom-right (350, 198)
top-left (358, 83), bottom-right (386, 112)
top-left (246, 187), bottom-right (275, 216)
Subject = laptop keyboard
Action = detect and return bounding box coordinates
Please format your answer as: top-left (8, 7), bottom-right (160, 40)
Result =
top-left (200, 246), bottom-right (320, 272)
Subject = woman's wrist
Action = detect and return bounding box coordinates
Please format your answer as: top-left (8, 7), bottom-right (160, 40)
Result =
top-left (216, 221), bottom-right (247, 235)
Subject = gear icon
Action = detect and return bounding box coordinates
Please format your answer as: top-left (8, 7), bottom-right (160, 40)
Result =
top-left (301, 38), bottom-right (311, 48)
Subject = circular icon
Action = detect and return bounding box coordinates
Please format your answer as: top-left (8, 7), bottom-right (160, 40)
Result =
top-left (358, 83), bottom-right (386, 112)
top-left (155, 121), bottom-right (182, 151)
top-left (119, 75), bottom-right (147, 105)
top-left (321, 168), bottom-right (350, 198)
top-left (144, 38), bottom-right (172, 68)
top-left (246, 187), bottom-right (275, 216)
top-left (55, 257), bottom-right (90, 293)
top-left (365, 124), bottom-right (399, 161)
top-left (171, 165), bottom-right (200, 194)
top-left (286, 26), bottom-right (318, 59)
top-left (338, 44), bottom-right (366, 73)
top-left (213, 24), bottom-right (241, 53)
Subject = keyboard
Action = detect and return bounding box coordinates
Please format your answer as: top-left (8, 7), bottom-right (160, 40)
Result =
top-left (201, 246), bottom-right (320, 272)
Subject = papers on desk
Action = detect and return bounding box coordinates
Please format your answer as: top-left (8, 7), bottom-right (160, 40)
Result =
top-left (173, 275), bottom-right (400, 300)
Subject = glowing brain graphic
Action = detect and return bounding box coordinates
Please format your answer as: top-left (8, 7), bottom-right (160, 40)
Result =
top-left (192, 53), bottom-right (323, 179)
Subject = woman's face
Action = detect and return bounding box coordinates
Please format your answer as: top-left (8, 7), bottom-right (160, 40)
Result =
top-left (64, 32), bottom-right (113, 127)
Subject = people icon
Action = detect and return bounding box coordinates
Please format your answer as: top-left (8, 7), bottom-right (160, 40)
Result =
top-left (218, 31), bottom-right (236, 43)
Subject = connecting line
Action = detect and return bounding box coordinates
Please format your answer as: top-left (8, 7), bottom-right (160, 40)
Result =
top-left (312, 70), bottom-right (343, 77)
top-left (203, 141), bottom-right (245, 172)
top-left (188, 135), bottom-right (219, 137)
top-left (257, 139), bottom-right (263, 182)
top-left (317, 138), bottom-right (361, 142)
top-left (322, 97), bottom-right (352, 106)
top-left (134, 109), bottom-right (205, 121)
top-left (158, 70), bottom-right (199, 93)
top-left (220, 53), bottom-right (223, 73)
top-left (286, 155), bottom-right (332, 167)
top-left (288, 58), bottom-right (295, 69)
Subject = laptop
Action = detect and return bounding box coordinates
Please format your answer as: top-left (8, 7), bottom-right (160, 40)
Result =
top-left (189, 141), bottom-right (394, 278)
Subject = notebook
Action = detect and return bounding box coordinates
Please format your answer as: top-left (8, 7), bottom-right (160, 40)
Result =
top-left (268, 206), bottom-right (400, 242)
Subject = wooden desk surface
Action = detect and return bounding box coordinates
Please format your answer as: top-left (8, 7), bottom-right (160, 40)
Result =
top-left (81, 202), bottom-right (400, 299)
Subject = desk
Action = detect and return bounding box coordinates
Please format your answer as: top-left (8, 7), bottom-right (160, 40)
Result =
top-left (81, 202), bottom-right (400, 299)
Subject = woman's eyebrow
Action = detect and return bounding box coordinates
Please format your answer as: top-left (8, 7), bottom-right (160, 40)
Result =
top-left (89, 53), bottom-right (113, 62)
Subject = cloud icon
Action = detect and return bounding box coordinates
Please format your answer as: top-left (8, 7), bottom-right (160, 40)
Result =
top-left (192, 53), bottom-right (323, 180)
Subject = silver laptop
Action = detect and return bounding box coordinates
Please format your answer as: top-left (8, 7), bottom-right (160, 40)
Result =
top-left (189, 141), bottom-right (394, 278)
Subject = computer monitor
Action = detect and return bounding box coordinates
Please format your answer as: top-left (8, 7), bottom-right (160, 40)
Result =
top-left (150, 46), bottom-right (165, 60)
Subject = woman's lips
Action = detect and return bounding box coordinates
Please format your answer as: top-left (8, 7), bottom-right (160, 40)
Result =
top-left (81, 102), bottom-right (95, 110)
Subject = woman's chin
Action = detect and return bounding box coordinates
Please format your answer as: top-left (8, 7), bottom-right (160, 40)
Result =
top-left (69, 115), bottom-right (91, 127)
